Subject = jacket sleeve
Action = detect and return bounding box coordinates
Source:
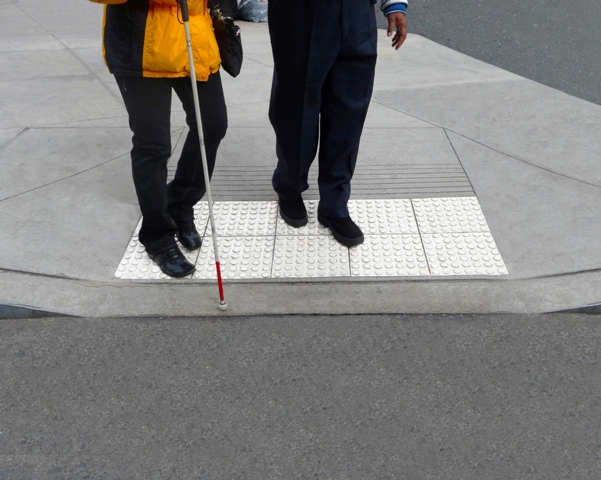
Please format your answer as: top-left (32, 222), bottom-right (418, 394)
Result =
top-left (381, 0), bottom-right (408, 15)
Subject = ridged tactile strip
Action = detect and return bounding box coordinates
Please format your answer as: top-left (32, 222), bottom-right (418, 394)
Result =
top-left (200, 164), bottom-right (474, 201)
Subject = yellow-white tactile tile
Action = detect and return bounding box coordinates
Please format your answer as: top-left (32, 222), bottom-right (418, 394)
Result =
top-left (194, 236), bottom-right (275, 280)
top-left (412, 197), bottom-right (490, 233)
top-left (350, 234), bottom-right (430, 277)
top-left (272, 235), bottom-right (350, 278)
top-left (422, 232), bottom-right (508, 276)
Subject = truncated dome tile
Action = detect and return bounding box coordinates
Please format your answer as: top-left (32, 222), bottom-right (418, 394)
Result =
top-left (412, 197), bottom-right (490, 233)
top-left (272, 236), bottom-right (350, 278)
top-left (205, 201), bottom-right (277, 236)
top-left (422, 232), bottom-right (508, 276)
top-left (115, 233), bottom-right (199, 280)
top-left (276, 200), bottom-right (329, 236)
top-left (116, 198), bottom-right (508, 280)
top-left (194, 236), bottom-right (275, 280)
top-left (350, 234), bottom-right (429, 277)
top-left (348, 199), bottom-right (419, 234)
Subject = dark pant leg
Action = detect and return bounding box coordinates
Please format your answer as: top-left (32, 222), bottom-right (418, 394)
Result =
top-left (317, 0), bottom-right (378, 218)
top-left (115, 75), bottom-right (177, 253)
top-left (167, 72), bottom-right (228, 221)
top-left (268, 0), bottom-right (337, 201)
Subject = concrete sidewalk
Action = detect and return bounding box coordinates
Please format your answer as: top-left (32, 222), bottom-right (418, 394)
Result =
top-left (1, 0), bottom-right (601, 317)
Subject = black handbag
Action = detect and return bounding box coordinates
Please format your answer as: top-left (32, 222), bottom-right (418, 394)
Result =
top-left (209, 0), bottom-right (243, 77)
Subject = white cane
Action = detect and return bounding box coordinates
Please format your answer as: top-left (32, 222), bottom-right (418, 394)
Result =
top-left (178, 0), bottom-right (227, 311)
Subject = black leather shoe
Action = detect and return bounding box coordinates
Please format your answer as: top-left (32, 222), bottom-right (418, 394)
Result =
top-left (279, 197), bottom-right (307, 227)
top-left (148, 245), bottom-right (196, 278)
top-left (173, 217), bottom-right (202, 250)
top-left (318, 214), bottom-right (364, 247)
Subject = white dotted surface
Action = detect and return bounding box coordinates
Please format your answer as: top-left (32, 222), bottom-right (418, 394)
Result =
top-left (194, 236), bottom-right (275, 280)
top-left (351, 235), bottom-right (429, 277)
top-left (116, 197), bottom-right (508, 280)
top-left (413, 197), bottom-right (489, 233)
top-left (349, 199), bottom-right (419, 234)
top-left (422, 232), bottom-right (508, 276)
top-left (272, 236), bottom-right (350, 278)
top-left (115, 219), bottom-right (199, 280)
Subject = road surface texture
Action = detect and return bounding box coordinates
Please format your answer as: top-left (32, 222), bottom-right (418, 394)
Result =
top-left (377, 0), bottom-right (601, 105)
top-left (1, 313), bottom-right (600, 479)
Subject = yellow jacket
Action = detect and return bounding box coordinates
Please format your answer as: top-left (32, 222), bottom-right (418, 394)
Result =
top-left (90, 0), bottom-right (221, 80)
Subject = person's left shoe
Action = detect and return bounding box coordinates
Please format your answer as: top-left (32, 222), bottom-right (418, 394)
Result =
top-left (318, 213), bottom-right (364, 247)
top-left (147, 245), bottom-right (196, 278)
top-left (173, 217), bottom-right (202, 250)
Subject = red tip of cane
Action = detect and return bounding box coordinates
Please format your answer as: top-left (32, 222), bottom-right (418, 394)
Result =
top-left (215, 262), bottom-right (225, 302)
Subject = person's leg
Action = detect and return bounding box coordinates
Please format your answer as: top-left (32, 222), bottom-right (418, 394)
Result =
top-left (268, 0), bottom-right (335, 202)
top-left (115, 75), bottom-right (177, 253)
top-left (316, 0), bottom-right (378, 219)
top-left (168, 72), bottom-right (228, 221)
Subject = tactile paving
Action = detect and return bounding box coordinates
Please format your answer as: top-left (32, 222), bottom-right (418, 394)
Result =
top-left (272, 236), bottom-right (350, 278)
top-left (350, 235), bottom-right (429, 277)
top-left (348, 199), bottom-right (419, 234)
top-left (115, 220), bottom-right (199, 280)
top-left (412, 197), bottom-right (489, 233)
top-left (276, 200), bottom-right (329, 236)
top-left (422, 233), bottom-right (508, 276)
top-left (205, 201), bottom-right (277, 237)
top-left (194, 236), bottom-right (275, 280)
top-left (115, 198), bottom-right (508, 280)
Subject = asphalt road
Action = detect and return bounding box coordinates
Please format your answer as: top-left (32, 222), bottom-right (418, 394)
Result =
top-left (377, 0), bottom-right (601, 105)
top-left (2, 314), bottom-right (600, 479)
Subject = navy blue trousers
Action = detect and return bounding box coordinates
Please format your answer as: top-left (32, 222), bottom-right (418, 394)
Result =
top-left (268, 0), bottom-right (378, 218)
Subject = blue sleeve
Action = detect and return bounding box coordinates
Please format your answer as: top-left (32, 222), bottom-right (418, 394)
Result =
top-left (380, 0), bottom-right (408, 16)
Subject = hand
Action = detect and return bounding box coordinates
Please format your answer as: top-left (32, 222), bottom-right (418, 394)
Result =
top-left (387, 12), bottom-right (407, 50)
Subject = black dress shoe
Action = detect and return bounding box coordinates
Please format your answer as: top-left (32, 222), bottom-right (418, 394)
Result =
top-left (173, 217), bottom-right (202, 250)
top-left (279, 197), bottom-right (308, 227)
top-left (148, 245), bottom-right (196, 278)
top-left (318, 213), bottom-right (364, 247)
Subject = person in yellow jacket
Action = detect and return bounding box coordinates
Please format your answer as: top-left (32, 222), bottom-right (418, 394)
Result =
top-left (91, 0), bottom-right (227, 277)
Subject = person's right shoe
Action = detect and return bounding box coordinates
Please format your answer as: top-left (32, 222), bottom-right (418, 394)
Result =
top-left (147, 245), bottom-right (196, 278)
top-left (278, 197), bottom-right (308, 227)
top-left (318, 213), bottom-right (364, 247)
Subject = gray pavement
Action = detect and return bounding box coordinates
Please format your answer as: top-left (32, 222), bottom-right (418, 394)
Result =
top-left (2, 313), bottom-right (601, 479)
top-left (377, 0), bottom-right (601, 106)
top-left (2, 0), bottom-right (601, 316)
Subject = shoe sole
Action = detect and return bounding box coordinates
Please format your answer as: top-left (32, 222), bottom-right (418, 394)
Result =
top-left (162, 266), bottom-right (195, 278)
top-left (280, 210), bottom-right (308, 228)
top-left (318, 214), bottom-right (364, 247)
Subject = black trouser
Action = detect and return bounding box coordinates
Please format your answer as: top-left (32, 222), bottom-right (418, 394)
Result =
top-left (115, 73), bottom-right (227, 253)
top-left (268, 0), bottom-right (377, 218)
